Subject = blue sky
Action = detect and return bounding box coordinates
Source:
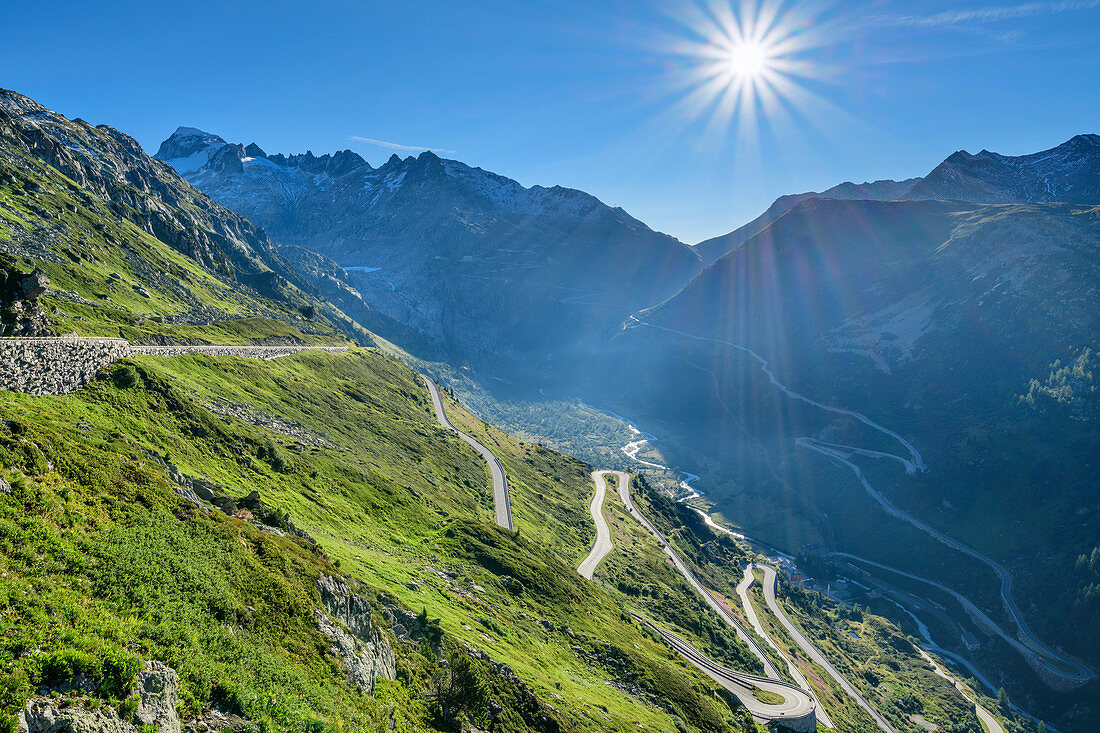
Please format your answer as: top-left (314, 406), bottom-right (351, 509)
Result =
top-left (3, 0), bottom-right (1098, 242)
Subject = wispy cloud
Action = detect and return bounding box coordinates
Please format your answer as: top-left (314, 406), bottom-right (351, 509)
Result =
top-left (877, 0), bottom-right (1100, 34)
top-left (349, 135), bottom-right (456, 154)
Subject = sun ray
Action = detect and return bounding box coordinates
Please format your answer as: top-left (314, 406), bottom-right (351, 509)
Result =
top-left (656, 0), bottom-right (855, 160)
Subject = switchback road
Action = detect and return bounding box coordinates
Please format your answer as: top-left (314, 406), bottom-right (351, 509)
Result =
top-left (634, 615), bottom-right (817, 730)
top-left (736, 567), bottom-right (837, 730)
top-left (422, 375), bottom-right (513, 530)
top-left (631, 318), bottom-right (1094, 684)
top-left (611, 471), bottom-right (820, 728)
top-left (577, 470), bottom-right (616, 580)
top-left (754, 564), bottom-right (893, 732)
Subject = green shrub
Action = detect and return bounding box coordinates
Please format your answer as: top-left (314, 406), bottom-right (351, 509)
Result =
top-left (118, 695), bottom-right (140, 719)
top-left (112, 364), bottom-right (140, 389)
top-left (258, 436), bottom-right (290, 474)
top-left (40, 648), bottom-right (97, 688)
top-left (97, 649), bottom-right (142, 698)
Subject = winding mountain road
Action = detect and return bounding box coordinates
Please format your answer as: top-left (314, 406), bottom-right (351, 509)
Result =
top-left (422, 375), bottom-right (513, 530)
top-left (634, 615), bottom-right (818, 729)
top-left (735, 568), bottom-right (838, 730)
top-left (611, 471), bottom-right (822, 728)
top-left (753, 564), bottom-right (894, 732)
top-left (631, 318), bottom-right (1095, 684)
top-left (577, 470), bottom-right (615, 580)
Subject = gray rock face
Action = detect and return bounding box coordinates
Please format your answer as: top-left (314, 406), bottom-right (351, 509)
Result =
top-left (14, 271), bottom-right (49, 301)
top-left (18, 699), bottom-right (135, 733)
top-left (18, 660), bottom-right (181, 733)
top-left (1, 268), bottom-right (53, 337)
top-left (315, 575), bottom-right (396, 694)
top-left (153, 127), bottom-right (227, 165)
top-left (135, 661), bottom-right (181, 733)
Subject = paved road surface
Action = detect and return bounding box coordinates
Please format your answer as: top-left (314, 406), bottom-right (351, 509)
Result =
top-left (577, 470), bottom-right (616, 579)
top-left (133, 344), bottom-right (349, 359)
top-left (635, 615), bottom-right (817, 728)
top-left (422, 375), bottom-right (513, 530)
top-left (756, 564), bottom-right (895, 733)
top-left (613, 473), bottom-right (822, 727)
top-left (736, 567), bottom-right (837, 729)
top-left (614, 471), bottom-right (780, 676)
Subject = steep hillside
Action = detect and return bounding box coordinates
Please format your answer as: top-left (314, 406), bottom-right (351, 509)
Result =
top-left (0, 89), bottom-right (374, 344)
top-left (593, 195), bottom-right (1100, 724)
top-left (0, 87), bottom-right (1047, 733)
top-left (0, 346), bottom-right (770, 733)
top-left (694, 178), bottom-right (920, 266)
top-left (0, 92), bottom-right (773, 731)
top-left (156, 128), bottom-right (702, 375)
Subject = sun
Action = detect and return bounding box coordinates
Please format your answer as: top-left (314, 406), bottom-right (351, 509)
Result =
top-left (725, 40), bottom-right (770, 79)
top-left (658, 0), bottom-right (838, 146)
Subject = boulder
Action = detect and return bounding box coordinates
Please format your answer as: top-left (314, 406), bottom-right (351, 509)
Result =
top-left (19, 699), bottom-right (133, 733)
top-left (18, 660), bottom-right (180, 733)
top-left (135, 661), bottom-right (181, 733)
top-left (13, 270), bottom-right (49, 301)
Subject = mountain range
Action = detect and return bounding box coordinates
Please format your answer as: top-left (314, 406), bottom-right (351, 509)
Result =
top-left (594, 139), bottom-right (1100, 708)
top-left (3, 84), bottom-right (1099, 730)
top-left (155, 124), bottom-right (1100, 693)
top-left (695, 134), bottom-right (1100, 266)
top-left (156, 126), bottom-right (702, 372)
top-left (3, 86), bottom-right (1014, 733)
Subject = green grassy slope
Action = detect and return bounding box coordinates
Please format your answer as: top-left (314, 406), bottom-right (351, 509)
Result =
top-left (1, 348), bottom-right (768, 733)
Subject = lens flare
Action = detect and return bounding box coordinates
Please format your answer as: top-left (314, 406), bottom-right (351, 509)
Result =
top-left (658, 0), bottom-right (844, 152)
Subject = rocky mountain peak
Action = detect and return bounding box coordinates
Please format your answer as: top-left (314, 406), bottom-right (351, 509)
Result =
top-left (207, 143), bottom-right (247, 173)
top-left (154, 126), bottom-right (227, 163)
top-left (906, 133), bottom-right (1100, 204)
top-left (244, 142), bottom-right (267, 158)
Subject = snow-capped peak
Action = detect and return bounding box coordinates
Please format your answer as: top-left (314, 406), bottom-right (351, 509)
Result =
top-left (155, 126), bottom-right (228, 173)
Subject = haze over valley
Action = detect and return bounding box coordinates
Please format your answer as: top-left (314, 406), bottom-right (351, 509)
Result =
top-left (2, 2), bottom-right (1098, 733)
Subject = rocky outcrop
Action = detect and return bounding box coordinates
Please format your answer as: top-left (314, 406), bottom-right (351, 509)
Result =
top-left (18, 700), bottom-right (134, 733)
top-left (1, 268), bottom-right (53, 337)
top-left (134, 662), bottom-right (181, 733)
top-left (18, 661), bottom-right (181, 733)
top-left (315, 575), bottom-right (396, 694)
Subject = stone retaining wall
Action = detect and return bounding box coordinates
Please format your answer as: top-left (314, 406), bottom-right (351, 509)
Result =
top-left (0, 338), bottom-right (349, 395)
top-left (131, 345), bottom-right (348, 359)
top-left (0, 337), bottom-right (131, 395)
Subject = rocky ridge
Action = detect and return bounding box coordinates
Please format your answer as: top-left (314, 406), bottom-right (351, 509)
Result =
top-left (156, 125), bottom-right (702, 373)
top-left (694, 177), bottom-right (921, 265)
top-left (906, 134), bottom-right (1100, 204)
